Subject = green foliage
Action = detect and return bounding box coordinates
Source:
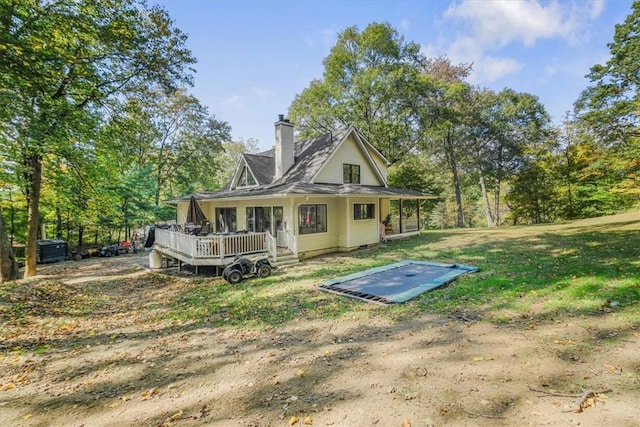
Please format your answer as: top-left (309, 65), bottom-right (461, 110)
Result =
top-left (575, 1), bottom-right (640, 205)
top-left (387, 155), bottom-right (442, 195)
top-left (576, 1), bottom-right (640, 144)
top-left (507, 158), bottom-right (561, 224)
top-left (101, 89), bottom-right (231, 206)
top-left (0, 0), bottom-right (232, 256)
top-left (0, 0), bottom-right (197, 258)
top-left (289, 22), bottom-right (424, 162)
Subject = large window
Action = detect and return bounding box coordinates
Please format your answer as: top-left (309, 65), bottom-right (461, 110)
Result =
top-left (215, 208), bottom-right (237, 233)
top-left (238, 166), bottom-right (257, 187)
top-left (343, 163), bottom-right (360, 184)
top-left (299, 204), bottom-right (327, 234)
top-left (354, 203), bottom-right (375, 220)
top-left (246, 206), bottom-right (272, 232)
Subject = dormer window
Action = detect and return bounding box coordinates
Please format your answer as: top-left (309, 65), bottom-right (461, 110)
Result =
top-left (343, 163), bottom-right (360, 184)
top-left (238, 166), bottom-right (257, 187)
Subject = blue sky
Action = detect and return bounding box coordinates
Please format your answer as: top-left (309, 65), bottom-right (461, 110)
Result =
top-left (155, 0), bottom-right (634, 151)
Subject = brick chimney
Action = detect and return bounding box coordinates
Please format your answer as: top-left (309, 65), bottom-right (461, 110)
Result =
top-left (274, 114), bottom-right (294, 180)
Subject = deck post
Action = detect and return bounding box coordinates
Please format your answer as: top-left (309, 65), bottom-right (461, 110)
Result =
top-left (149, 250), bottom-right (162, 269)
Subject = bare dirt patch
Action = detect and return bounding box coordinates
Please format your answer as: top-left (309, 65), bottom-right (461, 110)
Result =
top-left (1, 253), bottom-right (639, 426)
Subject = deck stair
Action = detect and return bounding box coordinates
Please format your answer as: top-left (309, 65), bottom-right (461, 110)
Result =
top-left (273, 248), bottom-right (299, 268)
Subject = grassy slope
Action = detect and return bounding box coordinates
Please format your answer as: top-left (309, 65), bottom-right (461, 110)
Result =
top-left (169, 211), bottom-right (640, 328)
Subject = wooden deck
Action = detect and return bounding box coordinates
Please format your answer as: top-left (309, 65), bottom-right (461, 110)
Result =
top-left (153, 229), bottom-right (273, 267)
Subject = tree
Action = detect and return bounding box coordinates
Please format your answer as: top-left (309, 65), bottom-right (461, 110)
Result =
top-left (0, 204), bottom-right (18, 282)
top-left (0, 0), bottom-right (196, 277)
top-left (388, 154), bottom-right (442, 195)
top-left (101, 89), bottom-right (230, 207)
top-left (468, 88), bottom-right (552, 226)
top-left (408, 57), bottom-right (474, 228)
top-left (575, 1), bottom-right (640, 204)
top-left (288, 22), bottom-right (425, 162)
top-left (576, 1), bottom-right (640, 143)
top-left (506, 141), bottom-right (561, 224)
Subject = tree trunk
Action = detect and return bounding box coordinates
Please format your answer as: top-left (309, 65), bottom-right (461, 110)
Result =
top-left (56, 206), bottom-right (63, 238)
top-left (452, 167), bottom-right (465, 228)
top-left (444, 129), bottom-right (465, 228)
top-left (0, 205), bottom-right (19, 282)
top-left (565, 147), bottom-right (574, 219)
top-left (24, 154), bottom-right (43, 278)
top-left (493, 180), bottom-right (501, 226)
top-left (78, 224), bottom-right (84, 249)
top-left (479, 173), bottom-right (495, 227)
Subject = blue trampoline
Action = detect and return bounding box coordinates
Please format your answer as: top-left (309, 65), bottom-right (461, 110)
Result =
top-left (318, 260), bottom-right (479, 306)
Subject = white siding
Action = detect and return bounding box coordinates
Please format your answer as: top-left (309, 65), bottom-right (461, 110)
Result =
top-left (367, 148), bottom-right (388, 182)
top-left (315, 134), bottom-right (383, 185)
top-left (295, 198), bottom-right (340, 257)
top-left (294, 197), bottom-right (379, 255)
top-left (348, 197), bottom-right (379, 247)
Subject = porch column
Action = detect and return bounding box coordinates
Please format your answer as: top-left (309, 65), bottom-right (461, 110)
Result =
top-left (345, 197), bottom-right (351, 248)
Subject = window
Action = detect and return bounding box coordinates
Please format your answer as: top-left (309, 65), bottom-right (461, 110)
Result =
top-left (298, 204), bottom-right (327, 234)
top-left (215, 208), bottom-right (237, 232)
top-left (354, 203), bottom-right (375, 220)
top-left (343, 163), bottom-right (360, 184)
top-left (238, 166), bottom-right (257, 187)
top-left (246, 206), bottom-right (272, 232)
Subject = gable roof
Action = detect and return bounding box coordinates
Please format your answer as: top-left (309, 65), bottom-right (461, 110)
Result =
top-left (168, 127), bottom-right (435, 203)
top-left (275, 127), bottom-right (352, 185)
top-left (310, 126), bottom-right (387, 186)
top-left (243, 153), bottom-right (274, 185)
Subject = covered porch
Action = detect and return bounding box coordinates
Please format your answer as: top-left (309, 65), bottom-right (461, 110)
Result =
top-left (380, 197), bottom-right (427, 240)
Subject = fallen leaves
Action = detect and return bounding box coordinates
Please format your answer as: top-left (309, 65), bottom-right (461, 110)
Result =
top-left (553, 339), bottom-right (577, 345)
top-left (140, 387), bottom-right (160, 400)
top-left (169, 410), bottom-right (183, 420)
top-left (284, 415), bottom-right (313, 426)
top-left (472, 356), bottom-right (495, 361)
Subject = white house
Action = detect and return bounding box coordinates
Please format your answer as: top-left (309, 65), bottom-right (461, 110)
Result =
top-left (152, 116), bottom-right (435, 271)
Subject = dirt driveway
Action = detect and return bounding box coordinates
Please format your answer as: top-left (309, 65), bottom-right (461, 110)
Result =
top-left (1, 253), bottom-right (638, 426)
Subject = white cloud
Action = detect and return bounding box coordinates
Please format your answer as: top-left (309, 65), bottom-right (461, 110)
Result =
top-left (400, 18), bottom-right (411, 31)
top-left (435, 0), bottom-right (605, 84)
top-left (589, 0), bottom-right (605, 19)
top-left (445, 0), bottom-right (570, 48)
top-left (221, 95), bottom-right (244, 111)
top-left (475, 56), bottom-right (523, 83)
top-left (252, 86), bottom-right (274, 101)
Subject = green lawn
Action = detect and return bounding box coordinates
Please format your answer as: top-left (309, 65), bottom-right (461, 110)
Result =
top-left (168, 211), bottom-right (640, 328)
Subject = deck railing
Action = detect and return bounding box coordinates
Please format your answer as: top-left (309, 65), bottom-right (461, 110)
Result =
top-left (283, 230), bottom-right (297, 255)
top-left (276, 230), bottom-right (287, 247)
top-left (389, 217), bottom-right (422, 234)
top-left (154, 229), bottom-right (268, 259)
top-left (266, 232), bottom-right (277, 261)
